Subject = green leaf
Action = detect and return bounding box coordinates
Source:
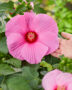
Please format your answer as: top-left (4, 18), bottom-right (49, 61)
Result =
top-left (40, 61), bottom-right (53, 71)
top-left (22, 66), bottom-right (39, 89)
top-left (0, 37), bottom-right (8, 54)
top-left (15, 3), bottom-right (27, 14)
top-left (3, 58), bottom-right (21, 68)
top-left (34, 4), bottom-right (47, 14)
top-left (6, 76), bottom-right (32, 90)
top-left (0, 16), bottom-right (6, 33)
top-left (0, 64), bottom-right (15, 75)
top-left (0, 1), bottom-right (14, 12)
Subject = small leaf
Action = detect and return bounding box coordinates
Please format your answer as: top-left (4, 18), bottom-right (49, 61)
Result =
top-left (15, 3), bottom-right (27, 14)
top-left (0, 37), bottom-right (8, 54)
top-left (3, 58), bottom-right (21, 68)
top-left (0, 16), bottom-right (6, 33)
top-left (0, 64), bottom-right (15, 75)
top-left (40, 61), bottom-right (53, 71)
top-left (34, 4), bottom-right (47, 14)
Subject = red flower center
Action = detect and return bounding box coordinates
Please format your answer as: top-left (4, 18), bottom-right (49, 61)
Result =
top-left (55, 86), bottom-right (66, 90)
top-left (25, 31), bottom-right (38, 43)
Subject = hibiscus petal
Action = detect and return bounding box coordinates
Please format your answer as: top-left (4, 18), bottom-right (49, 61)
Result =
top-left (42, 69), bottom-right (62, 90)
top-left (39, 31), bottom-right (59, 54)
top-left (6, 12), bottom-right (36, 37)
top-left (7, 33), bottom-right (25, 60)
top-left (24, 12), bottom-right (36, 30)
top-left (30, 14), bottom-right (58, 34)
top-left (6, 15), bottom-right (27, 37)
top-left (68, 83), bottom-right (72, 90)
top-left (21, 42), bottom-right (48, 64)
top-left (56, 73), bottom-right (72, 87)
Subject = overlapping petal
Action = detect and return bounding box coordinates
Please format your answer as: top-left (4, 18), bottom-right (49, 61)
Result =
top-left (56, 73), bottom-right (72, 87)
top-left (7, 33), bottom-right (25, 60)
top-left (39, 31), bottom-right (59, 54)
top-left (68, 83), bottom-right (72, 90)
top-left (21, 42), bottom-right (48, 64)
top-left (30, 14), bottom-right (58, 34)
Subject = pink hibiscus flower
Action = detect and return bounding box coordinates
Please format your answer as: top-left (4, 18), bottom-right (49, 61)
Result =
top-left (6, 12), bottom-right (59, 64)
top-left (42, 69), bottom-right (72, 90)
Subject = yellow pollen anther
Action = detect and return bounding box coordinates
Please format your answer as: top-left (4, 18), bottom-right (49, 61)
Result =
top-left (57, 86), bottom-right (66, 90)
top-left (25, 31), bottom-right (38, 43)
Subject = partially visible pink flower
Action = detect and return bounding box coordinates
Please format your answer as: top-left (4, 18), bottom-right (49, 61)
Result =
top-left (30, 2), bottom-right (34, 8)
top-left (42, 69), bottom-right (72, 90)
top-left (6, 12), bottom-right (59, 64)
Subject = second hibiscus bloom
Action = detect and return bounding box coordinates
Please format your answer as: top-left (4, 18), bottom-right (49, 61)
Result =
top-left (42, 69), bottom-right (72, 90)
top-left (6, 12), bottom-right (59, 64)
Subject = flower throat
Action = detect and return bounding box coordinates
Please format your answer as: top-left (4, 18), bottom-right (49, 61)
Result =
top-left (25, 31), bottom-right (38, 43)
